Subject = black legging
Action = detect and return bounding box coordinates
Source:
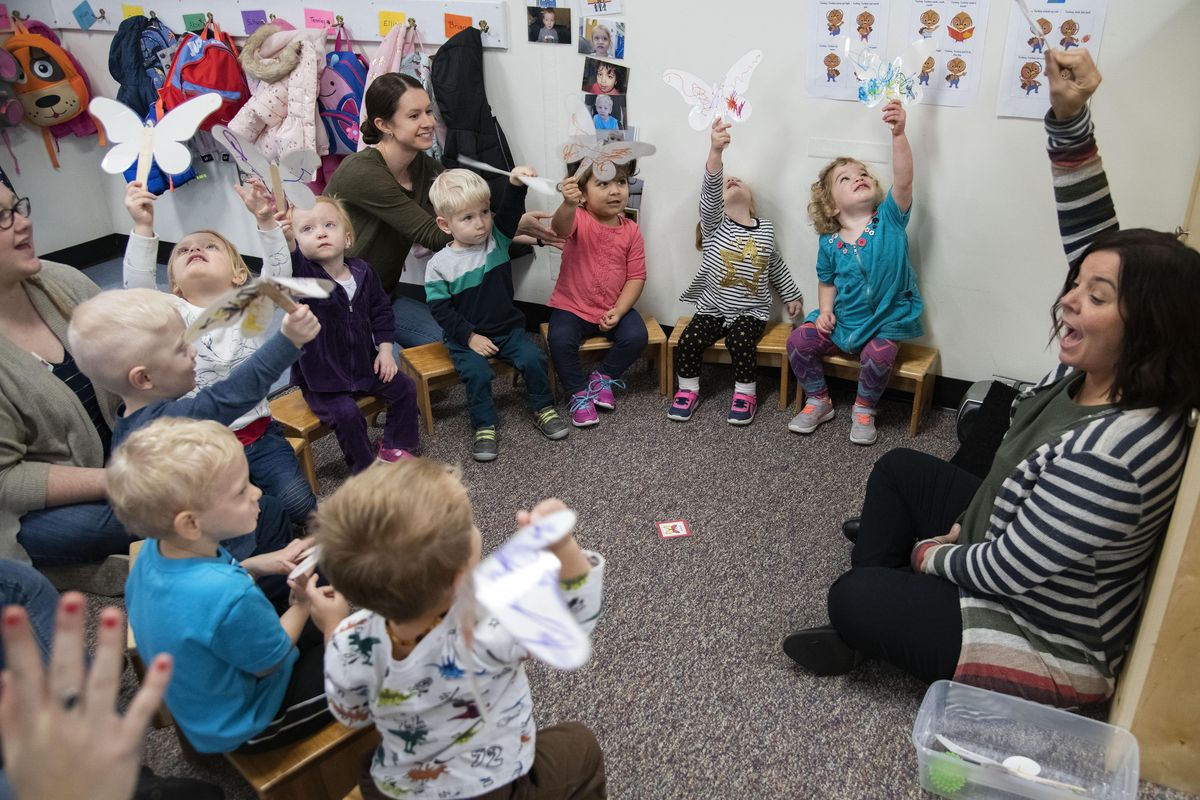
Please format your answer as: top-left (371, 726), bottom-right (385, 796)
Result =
top-left (828, 448), bottom-right (982, 682)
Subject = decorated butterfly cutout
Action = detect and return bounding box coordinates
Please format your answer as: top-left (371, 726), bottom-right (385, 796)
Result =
top-left (472, 508), bottom-right (591, 670)
top-left (211, 125), bottom-right (320, 211)
top-left (841, 36), bottom-right (936, 107)
top-left (186, 276), bottom-right (334, 343)
top-left (561, 97), bottom-right (656, 181)
top-left (662, 50), bottom-right (763, 131)
top-left (88, 93), bottom-right (221, 185)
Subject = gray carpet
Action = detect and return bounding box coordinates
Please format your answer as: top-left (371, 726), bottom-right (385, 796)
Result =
top-left (93, 355), bottom-right (1196, 799)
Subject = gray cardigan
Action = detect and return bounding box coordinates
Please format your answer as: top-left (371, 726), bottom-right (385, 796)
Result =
top-left (0, 261), bottom-right (120, 559)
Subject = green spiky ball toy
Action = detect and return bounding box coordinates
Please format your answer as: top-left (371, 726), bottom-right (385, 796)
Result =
top-left (929, 752), bottom-right (969, 795)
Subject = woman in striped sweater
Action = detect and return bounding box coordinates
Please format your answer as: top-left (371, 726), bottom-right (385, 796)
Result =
top-left (782, 50), bottom-right (1200, 708)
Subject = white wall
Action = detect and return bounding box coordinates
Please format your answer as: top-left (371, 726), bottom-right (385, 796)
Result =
top-left (5, 0), bottom-right (1198, 383)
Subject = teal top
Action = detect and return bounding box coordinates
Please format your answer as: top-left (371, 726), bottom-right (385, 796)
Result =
top-left (805, 190), bottom-right (923, 352)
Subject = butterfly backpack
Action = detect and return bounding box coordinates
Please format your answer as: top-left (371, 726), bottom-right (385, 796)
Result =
top-left (158, 20), bottom-right (249, 130)
top-left (3, 19), bottom-right (104, 168)
top-left (318, 27), bottom-right (368, 156)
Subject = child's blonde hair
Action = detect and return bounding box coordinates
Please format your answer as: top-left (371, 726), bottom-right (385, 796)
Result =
top-left (428, 168), bottom-right (492, 219)
top-left (290, 196), bottom-right (357, 248)
top-left (107, 418), bottom-right (245, 538)
top-left (695, 181), bottom-right (758, 251)
top-left (315, 459), bottom-right (476, 623)
top-left (167, 230), bottom-right (251, 295)
top-left (808, 157), bottom-right (884, 235)
top-left (591, 23), bottom-right (612, 43)
top-left (68, 288), bottom-right (182, 394)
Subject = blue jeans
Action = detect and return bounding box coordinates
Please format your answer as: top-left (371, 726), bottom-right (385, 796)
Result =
top-left (0, 560), bottom-right (58, 671)
top-left (392, 294), bottom-right (443, 348)
top-left (547, 309), bottom-right (648, 396)
top-left (16, 494), bottom-right (292, 567)
top-left (445, 328), bottom-right (555, 429)
top-left (245, 422), bottom-right (317, 525)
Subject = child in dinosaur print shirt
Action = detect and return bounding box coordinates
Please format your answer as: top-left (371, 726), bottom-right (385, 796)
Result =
top-left (319, 461), bottom-right (606, 799)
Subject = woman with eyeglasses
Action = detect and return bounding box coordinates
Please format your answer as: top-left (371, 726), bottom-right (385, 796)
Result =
top-left (0, 175), bottom-right (132, 580)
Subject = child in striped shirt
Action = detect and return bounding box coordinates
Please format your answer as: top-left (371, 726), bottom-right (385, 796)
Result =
top-left (669, 119), bottom-right (803, 426)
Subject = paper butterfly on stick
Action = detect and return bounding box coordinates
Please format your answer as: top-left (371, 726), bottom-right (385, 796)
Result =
top-left (473, 509), bottom-right (591, 670)
top-left (662, 50), bottom-right (763, 130)
top-left (88, 93), bottom-right (221, 185)
top-left (211, 125), bottom-right (320, 211)
top-left (186, 276), bottom-right (334, 343)
top-left (562, 97), bottom-right (656, 181)
top-left (842, 37), bottom-right (936, 107)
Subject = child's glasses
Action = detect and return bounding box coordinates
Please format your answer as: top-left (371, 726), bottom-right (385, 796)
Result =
top-left (0, 197), bottom-right (31, 231)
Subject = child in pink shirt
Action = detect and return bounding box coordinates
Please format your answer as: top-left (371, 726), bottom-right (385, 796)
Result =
top-left (547, 161), bottom-right (647, 427)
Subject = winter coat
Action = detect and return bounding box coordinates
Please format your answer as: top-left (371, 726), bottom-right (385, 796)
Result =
top-left (228, 23), bottom-right (328, 160)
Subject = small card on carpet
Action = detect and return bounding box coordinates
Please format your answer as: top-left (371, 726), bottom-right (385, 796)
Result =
top-left (657, 520), bottom-right (692, 539)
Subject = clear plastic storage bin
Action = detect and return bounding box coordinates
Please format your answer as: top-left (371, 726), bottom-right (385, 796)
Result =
top-left (912, 680), bottom-right (1139, 800)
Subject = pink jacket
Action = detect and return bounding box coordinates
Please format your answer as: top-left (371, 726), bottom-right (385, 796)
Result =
top-left (229, 23), bottom-right (329, 160)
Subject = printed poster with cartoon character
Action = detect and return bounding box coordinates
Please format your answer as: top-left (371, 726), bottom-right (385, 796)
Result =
top-left (904, 0), bottom-right (992, 107)
top-left (996, 0), bottom-right (1108, 118)
top-left (807, 0), bottom-right (893, 101)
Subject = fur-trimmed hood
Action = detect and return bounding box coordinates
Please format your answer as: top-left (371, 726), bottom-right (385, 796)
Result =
top-left (239, 23), bottom-right (317, 83)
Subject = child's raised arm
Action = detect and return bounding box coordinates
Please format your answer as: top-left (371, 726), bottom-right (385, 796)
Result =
top-left (699, 119), bottom-right (732, 243)
top-left (122, 182), bottom-right (159, 291)
top-left (234, 177), bottom-right (278, 231)
top-left (882, 100), bottom-right (913, 212)
top-left (706, 118), bottom-right (731, 175)
top-left (552, 176), bottom-right (583, 237)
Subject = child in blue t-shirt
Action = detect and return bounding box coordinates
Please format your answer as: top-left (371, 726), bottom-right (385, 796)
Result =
top-left (787, 99), bottom-right (924, 446)
top-left (112, 418), bottom-right (350, 754)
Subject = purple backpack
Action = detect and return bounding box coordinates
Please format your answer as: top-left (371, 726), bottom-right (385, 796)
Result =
top-left (318, 29), bottom-right (368, 155)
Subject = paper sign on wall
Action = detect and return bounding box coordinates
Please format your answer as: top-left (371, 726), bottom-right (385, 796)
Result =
top-left (379, 10), bottom-right (406, 36)
top-left (121, 4), bottom-right (143, 19)
top-left (182, 12), bottom-right (206, 31)
top-left (73, 1), bottom-right (98, 29)
top-left (304, 8), bottom-right (334, 29)
top-left (582, 0), bottom-right (622, 15)
top-left (445, 12), bottom-right (472, 37)
top-left (241, 9), bottom-right (268, 34)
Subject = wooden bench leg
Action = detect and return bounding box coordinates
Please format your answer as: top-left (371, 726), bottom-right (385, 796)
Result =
top-left (288, 437), bottom-right (318, 495)
top-left (778, 358), bottom-right (789, 410)
top-left (909, 376), bottom-right (927, 437)
top-left (666, 342), bottom-right (676, 395)
top-left (658, 340), bottom-right (668, 396)
top-left (419, 376), bottom-right (434, 435)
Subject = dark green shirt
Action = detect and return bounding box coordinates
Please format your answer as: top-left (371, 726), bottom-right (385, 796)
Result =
top-left (959, 374), bottom-right (1115, 545)
top-left (324, 148), bottom-right (454, 293)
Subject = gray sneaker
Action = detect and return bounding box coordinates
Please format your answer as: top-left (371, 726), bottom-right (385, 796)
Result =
top-left (473, 426), bottom-right (499, 462)
top-left (788, 396), bottom-right (835, 434)
top-left (850, 406), bottom-right (878, 445)
top-left (534, 407), bottom-right (570, 440)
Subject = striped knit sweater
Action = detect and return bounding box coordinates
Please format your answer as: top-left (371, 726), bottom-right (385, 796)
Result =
top-left (679, 169), bottom-right (802, 321)
top-left (917, 107), bottom-right (1189, 707)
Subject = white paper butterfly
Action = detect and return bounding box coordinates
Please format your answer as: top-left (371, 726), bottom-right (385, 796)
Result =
top-left (211, 125), bottom-right (320, 210)
top-left (185, 276), bottom-right (334, 342)
top-left (88, 93), bottom-right (221, 181)
top-left (662, 50), bottom-right (763, 131)
top-left (473, 509), bottom-right (591, 670)
top-left (561, 97), bottom-right (656, 181)
top-left (842, 36), bottom-right (936, 107)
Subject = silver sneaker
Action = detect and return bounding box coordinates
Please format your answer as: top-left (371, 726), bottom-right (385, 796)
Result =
top-left (788, 396), bottom-right (835, 434)
top-left (849, 406), bottom-right (878, 445)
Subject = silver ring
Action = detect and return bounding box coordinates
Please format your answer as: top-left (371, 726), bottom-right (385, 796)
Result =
top-left (59, 689), bottom-right (81, 711)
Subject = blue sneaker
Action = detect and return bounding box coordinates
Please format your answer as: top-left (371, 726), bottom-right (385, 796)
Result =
top-left (727, 392), bottom-right (757, 426)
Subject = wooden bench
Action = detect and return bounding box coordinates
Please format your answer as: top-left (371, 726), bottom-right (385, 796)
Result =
top-left (269, 390), bottom-right (386, 463)
top-left (397, 341), bottom-right (518, 434)
top-left (666, 316), bottom-right (795, 409)
top-left (538, 313), bottom-right (668, 398)
top-left (794, 343), bottom-right (940, 436)
top-left (286, 437), bottom-right (317, 495)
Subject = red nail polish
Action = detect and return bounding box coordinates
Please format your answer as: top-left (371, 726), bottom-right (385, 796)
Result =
top-left (3, 608), bottom-right (21, 627)
top-left (101, 614), bottom-right (120, 629)
top-left (155, 657), bottom-right (170, 671)
top-left (63, 599), bottom-right (81, 614)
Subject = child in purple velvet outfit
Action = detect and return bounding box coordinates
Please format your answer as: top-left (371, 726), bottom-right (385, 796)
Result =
top-left (255, 196), bottom-right (420, 473)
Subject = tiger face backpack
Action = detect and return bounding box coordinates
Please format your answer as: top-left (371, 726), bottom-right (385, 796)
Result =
top-left (3, 19), bottom-right (103, 168)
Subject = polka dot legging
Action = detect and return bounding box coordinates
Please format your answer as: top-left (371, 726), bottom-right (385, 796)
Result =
top-left (674, 313), bottom-right (767, 383)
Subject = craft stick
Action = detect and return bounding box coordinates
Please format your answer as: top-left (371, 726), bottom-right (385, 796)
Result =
top-left (259, 282), bottom-right (299, 313)
top-left (1014, 0), bottom-right (1044, 38)
top-left (135, 124), bottom-right (154, 186)
top-left (268, 163), bottom-right (286, 213)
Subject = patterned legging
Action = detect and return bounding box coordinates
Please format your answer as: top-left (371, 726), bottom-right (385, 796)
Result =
top-left (787, 323), bottom-right (899, 408)
top-left (674, 313), bottom-right (766, 384)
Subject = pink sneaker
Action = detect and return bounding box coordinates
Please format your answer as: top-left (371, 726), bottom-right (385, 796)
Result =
top-left (667, 389), bottom-right (700, 421)
top-left (727, 392), bottom-right (757, 426)
top-left (377, 445), bottom-right (416, 463)
top-left (588, 371), bottom-right (625, 411)
top-left (569, 390), bottom-right (599, 427)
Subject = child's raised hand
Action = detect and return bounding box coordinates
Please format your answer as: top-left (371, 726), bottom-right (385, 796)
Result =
top-left (786, 299), bottom-right (803, 321)
top-left (710, 118), bottom-right (732, 153)
top-left (882, 100), bottom-right (906, 135)
top-left (281, 303), bottom-right (321, 347)
top-left (374, 346), bottom-right (398, 382)
top-left (815, 310), bottom-right (837, 334)
top-left (123, 181), bottom-right (156, 237)
top-left (234, 177), bottom-right (277, 226)
top-left (1046, 49), bottom-right (1101, 121)
top-left (468, 333), bottom-right (499, 357)
top-left (509, 165), bottom-right (537, 187)
top-left (560, 176), bottom-right (584, 207)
